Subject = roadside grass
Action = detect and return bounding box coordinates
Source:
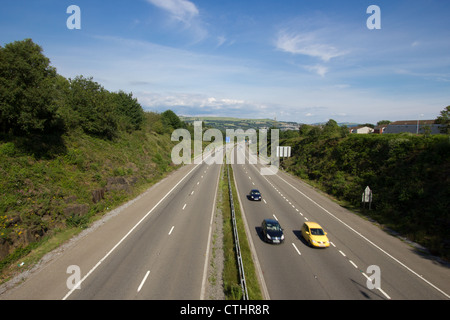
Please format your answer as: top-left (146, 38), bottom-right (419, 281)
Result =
top-left (221, 163), bottom-right (263, 300)
top-left (0, 227), bottom-right (80, 284)
top-left (220, 164), bottom-right (240, 299)
top-left (0, 122), bottom-right (178, 283)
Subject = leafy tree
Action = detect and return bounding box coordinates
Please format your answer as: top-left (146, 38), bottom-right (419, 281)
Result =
top-left (299, 124), bottom-right (313, 136)
top-left (307, 126), bottom-right (322, 141)
top-left (161, 110), bottom-right (184, 131)
top-left (280, 130), bottom-right (299, 140)
top-left (322, 119), bottom-right (347, 139)
top-left (436, 105), bottom-right (450, 134)
top-left (377, 120), bottom-right (391, 126)
top-left (67, 76), bottom-right (118, 140)
top-left (111, 90), bottom-right (144, 132)
top-left (0, 39), bottom-right (63, 135)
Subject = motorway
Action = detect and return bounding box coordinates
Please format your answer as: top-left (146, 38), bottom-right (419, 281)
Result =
top-left (232, 145), bottom-right (450, 300)
top-left (0, 150), bottom-right (223, 300)
top-left (1, 143), bottom-right (449, 300)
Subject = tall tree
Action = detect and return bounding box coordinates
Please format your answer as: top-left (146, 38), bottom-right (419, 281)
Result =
top-left (0, 39), bottom-right (62, 135)
top-left (436, 106), bottom-right (450, 134)
top-left (161, 110), bottom-right (184, 130)
top-left (67, 76), bottom-right (118, 140)
top-left (111, 90), bottom-right (145, 132)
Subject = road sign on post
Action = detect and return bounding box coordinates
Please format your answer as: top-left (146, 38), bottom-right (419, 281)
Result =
top-left (362, 186), bottom-right (373, 209)
top-left (276, 146), bottom-right (292, 158)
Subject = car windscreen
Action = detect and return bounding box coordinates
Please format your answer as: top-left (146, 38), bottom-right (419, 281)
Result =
top-left (310, 228), bottom-right (325, 236)
top-left (266, 223), bottom-right (281, 231)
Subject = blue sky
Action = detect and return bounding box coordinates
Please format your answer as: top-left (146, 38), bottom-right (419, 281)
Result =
top-left (1, 0), bottom-right (449, 124)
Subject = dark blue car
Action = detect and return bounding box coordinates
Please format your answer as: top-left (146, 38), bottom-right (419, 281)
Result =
top-left (261, 219), bottom-right (285, 244)
top-left (249, 189), bottom-right (262, 201)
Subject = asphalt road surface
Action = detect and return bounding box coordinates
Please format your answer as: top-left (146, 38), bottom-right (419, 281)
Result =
top-left (1, 144), bottom-right (449, 300)
top-left (231, 145), bottom-right (450, 300)
top-left (1, 150), bottom-right (223, 300)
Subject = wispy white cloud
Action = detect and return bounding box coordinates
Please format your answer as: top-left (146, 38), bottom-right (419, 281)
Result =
top-left (304, 64), bottom-right (328, 77)
top-left (216, 36), bottom-right (226, 48)
top-left (147, 0), bottom-right (199, 23)
top-left (146, 0), bottom-right (207, 42)
top-left (275, 30), bottom-right (347, 62)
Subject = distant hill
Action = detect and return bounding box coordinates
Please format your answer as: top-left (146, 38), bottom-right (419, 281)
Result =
top-left (311, 122), bottom-right (360, 127)
top-left (180, 116), bottom-right (302, 132)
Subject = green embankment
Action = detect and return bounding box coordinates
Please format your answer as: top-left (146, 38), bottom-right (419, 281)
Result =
top-left (0, 115), bottom-right (179, 276)
top-left (0, 39), bottom-right (185, 279)
top-left (282, 126), bottom-right (450, 260)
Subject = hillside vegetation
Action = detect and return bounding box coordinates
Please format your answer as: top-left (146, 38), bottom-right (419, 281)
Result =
top-left (0, 39), bottom-right (184, 272)
top-left (281, 120), bottom-right (450, 259)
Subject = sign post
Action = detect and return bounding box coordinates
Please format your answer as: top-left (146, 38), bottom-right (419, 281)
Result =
top-left (362, 186), bottom-right (373, 210)
top-left (276, 146), bottom-right (292, 158)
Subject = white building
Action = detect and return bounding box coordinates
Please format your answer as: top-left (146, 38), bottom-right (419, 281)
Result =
top-left (349, 126), bottom-right (375, 134)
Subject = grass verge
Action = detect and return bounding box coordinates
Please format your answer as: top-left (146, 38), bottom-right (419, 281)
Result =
top-left (222, 164), bottom-right (263, 300)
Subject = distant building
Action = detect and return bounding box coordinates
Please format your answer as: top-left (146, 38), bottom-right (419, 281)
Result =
top-left (349, 126), bottom-right (374, 134)
top-left (373, 125), bottom-right (388, 134)
top-left (384, 120), bottom-right (444, 135)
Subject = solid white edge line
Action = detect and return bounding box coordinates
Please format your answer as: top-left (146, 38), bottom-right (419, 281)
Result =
top-left (137, 271), bottom-right (150, 293)
top-left (378, 287), bottom-right (392, 300)
top-left (245, 152), bottom-right (393, 301)
top-left (62, 162), bottom-right (202, 300)
top-left (361, 273), bottom-right (391, 300)
top-left (242, 146), bottom-right (437, 301)
top-left (273, 171), bottom-right (450, 300)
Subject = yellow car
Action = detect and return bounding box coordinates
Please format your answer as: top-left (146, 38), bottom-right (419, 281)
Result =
top-left (301, 222), bottom-right (330, 248)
